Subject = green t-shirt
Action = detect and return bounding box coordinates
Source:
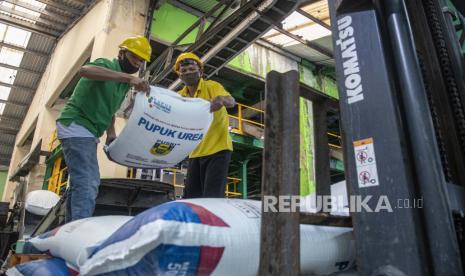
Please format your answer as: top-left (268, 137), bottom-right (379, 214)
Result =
top-left (57, 58), bottom-right (130, 138)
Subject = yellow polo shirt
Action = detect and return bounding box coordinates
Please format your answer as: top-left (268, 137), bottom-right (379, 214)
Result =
top-left (179, 78), bottom-right (233, 158)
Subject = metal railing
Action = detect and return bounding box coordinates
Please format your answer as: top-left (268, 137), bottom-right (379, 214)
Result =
top-left (225, 177), bottom-right (242, 197)
top-left (47, 166), bottom-right (68, 195)
top-left (46, 130), bottom-right (68, 195)
top-left (48, 130), bottom-right (59, 151)
top-left (127, 167), bottom-right (241, 198)
top-left (327, 131), bottom-right (342, 149)
top-left (229, 103), bottom-right (265, 135)
top-left (162, 167), bottom-right (186, 189)
top-left (228, 103), bottom-right (343, 150)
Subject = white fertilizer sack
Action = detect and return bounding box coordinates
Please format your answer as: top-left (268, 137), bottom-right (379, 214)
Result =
top-left (105, 86), bottom-right (213, 168)
top-left (25, 190), bottom-right (60, 216)
top-left (80, 199), bottom-right (355, 276)
top-left (301, 181), bottom-right (350, 216)
top-left (28, 216), bottom-right (132, 269)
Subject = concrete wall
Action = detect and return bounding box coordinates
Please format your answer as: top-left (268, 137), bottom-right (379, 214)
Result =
top-left (2, 0), bottom-right (149, 201)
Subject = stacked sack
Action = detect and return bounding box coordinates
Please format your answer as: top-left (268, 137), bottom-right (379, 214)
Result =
top-left (80, 199), bottom-right (355, 275)
top-left (8, 199), bottom-right (356, 275)
top-left (6, 216), bottom-right (131, 276)
top-left (25, 190), bottom-right (60, 216)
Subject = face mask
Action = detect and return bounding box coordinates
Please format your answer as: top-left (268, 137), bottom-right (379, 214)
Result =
top-left (180, 71), bottom-right (201, 86)
top-left (118, 53), bottom-right (139, 74)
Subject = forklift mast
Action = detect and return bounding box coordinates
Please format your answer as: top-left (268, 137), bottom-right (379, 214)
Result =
top-left (329, 0), bottom-right (465, 275)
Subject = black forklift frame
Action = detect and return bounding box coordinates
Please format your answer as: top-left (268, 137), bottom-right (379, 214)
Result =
top-left (258, 0), bottom-right (465, 275)
top-left (328, 0), bottom-right (465, 274)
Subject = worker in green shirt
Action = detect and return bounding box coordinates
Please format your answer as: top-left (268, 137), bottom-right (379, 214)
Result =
top-left (56, 36), bottom-right (152, 222)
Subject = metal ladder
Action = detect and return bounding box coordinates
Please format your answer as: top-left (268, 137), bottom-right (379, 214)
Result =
top-left (147, 0), bottom-right (300, 90)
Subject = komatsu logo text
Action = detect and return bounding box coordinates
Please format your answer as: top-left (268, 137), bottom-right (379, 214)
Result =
top-left (336, 16), bottom-right (364, 104)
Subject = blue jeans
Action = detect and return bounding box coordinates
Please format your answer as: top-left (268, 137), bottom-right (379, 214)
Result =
top-left (60, 137), bottom-right (100, 222)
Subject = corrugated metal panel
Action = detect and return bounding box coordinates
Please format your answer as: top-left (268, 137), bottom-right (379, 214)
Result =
top-left (177, 0), bottom-right (237, 17)
top-left (13, 71), bottom-right (40, 89)
top-left (27, 33), bottom-right (55, 53)
top-left (27, 33), bottom-right (54, 51)
top-left (178, 0), bottom-right (219, 13)
top-left (282, 36), bottom-right (334, 65)
top-left (62, 0), bottom-right (88, 10)
top-left (0, 118), bottom-right (22, 129)
top-left (9, 87), bottom-right (34, 103)
top-left (0, 0), bottom-right (97, 165)
top-left (3, 104), bottom-right (25, 117)
top-left (0, 135), bottom-right (15, 144)
top-left (43, 5), bottom-right (74, 18)
top-left (22, 52), bottom-right (48, 71)
top-left (3, 104), bottom-right (27, 119)
top-left (0, 148), bottom-right (14, 158)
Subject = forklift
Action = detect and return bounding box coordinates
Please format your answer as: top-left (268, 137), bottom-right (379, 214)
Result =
top-left (330, 0), bottom-right (465, 274)
top-left (258, 0), bottom-right (465, 275)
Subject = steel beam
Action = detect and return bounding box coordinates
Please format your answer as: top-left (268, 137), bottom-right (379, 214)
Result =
top-left (0, 41), bottom-right (49, 58)
top-left (0, 14), bottom-right (60, 38)
top-left (253, 8), bottom-right (333, 58)
top-left (154, 0), bottom-right (265, 87)
top-left (300, 83), bottom-right (339, 110)
top-left (270, 24), bottom-right (333, 58)
top-left (168, 0), bottom-right (276, 90)
top-left (296, 8), bottom-right (331, 30)
top-left (259, 70), bottom-right (300, 275)
top-left (256, 38), bottom-right (302, 62)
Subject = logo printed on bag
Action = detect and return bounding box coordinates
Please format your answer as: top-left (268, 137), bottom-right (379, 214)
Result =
top-left (138, 117), bottom-right (204, 141)
top-left (150, 140), bottom-right (178, 156)
top-left (148, 97), bottom-right (172, 113)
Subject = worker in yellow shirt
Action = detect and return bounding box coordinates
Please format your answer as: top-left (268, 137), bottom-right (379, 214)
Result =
top-left (174, 52), bottom-right (236, 198)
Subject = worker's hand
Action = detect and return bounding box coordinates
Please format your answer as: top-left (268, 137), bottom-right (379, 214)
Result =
top-left (129, 76), bottom-right (150, 95)
top-left (210, 96), bottom-right (224, 112)
top-left (105, 133), bottom-right (117, 146)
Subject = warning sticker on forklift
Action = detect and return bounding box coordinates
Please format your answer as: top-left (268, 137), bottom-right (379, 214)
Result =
top-left (353, 138), bottom-right (379, 188)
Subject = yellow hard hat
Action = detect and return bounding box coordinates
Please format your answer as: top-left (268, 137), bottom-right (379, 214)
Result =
top-left (119, 36), bottom-right (152, 62)
top-left (174, 52), bottom-right (203, 74)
